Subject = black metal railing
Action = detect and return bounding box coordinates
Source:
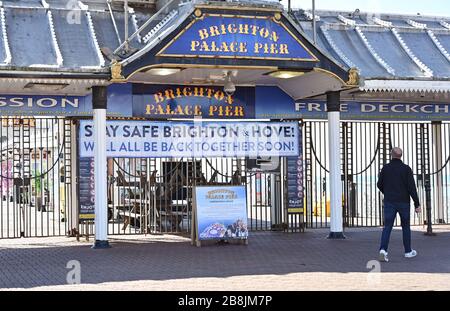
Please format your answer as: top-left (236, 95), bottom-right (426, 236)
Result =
top-left (0, 117), bottom-right (75, 238)
top-left (105, 156), bottom-right (284, 235)
top-left (303, 120), bottom-right (450, 229)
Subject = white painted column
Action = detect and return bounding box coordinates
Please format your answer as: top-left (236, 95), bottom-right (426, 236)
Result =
top-left (92, 86), bottom-right (110, 248)
top-left (327, 91), bottom-right (345, 239)
top-left (432, 121), bottom-right (445, 223)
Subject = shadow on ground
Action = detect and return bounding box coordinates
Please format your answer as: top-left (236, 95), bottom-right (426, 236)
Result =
top-left (0, 227), bottom-right (449, 288)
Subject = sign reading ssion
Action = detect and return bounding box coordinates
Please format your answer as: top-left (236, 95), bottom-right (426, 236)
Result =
top-left (158, 15), bottom-right (317, 60)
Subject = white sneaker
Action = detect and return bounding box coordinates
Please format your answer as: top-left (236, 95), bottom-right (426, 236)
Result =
top-left (404, 250), bottom-right (417, 258)
top-left (379, 249), bottom-right (389, 262)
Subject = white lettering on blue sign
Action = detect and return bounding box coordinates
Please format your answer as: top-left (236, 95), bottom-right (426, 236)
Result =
top-left (0, 97), bottom-right (79, 108)
top-left (287, 101), bottom-right (450, 120)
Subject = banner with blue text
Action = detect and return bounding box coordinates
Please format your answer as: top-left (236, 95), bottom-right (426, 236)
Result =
top-left (79, 121), bottom-right (299, 158)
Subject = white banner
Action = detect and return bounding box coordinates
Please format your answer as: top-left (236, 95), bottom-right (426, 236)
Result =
top-left (79, 120), bottom-right (299, 158)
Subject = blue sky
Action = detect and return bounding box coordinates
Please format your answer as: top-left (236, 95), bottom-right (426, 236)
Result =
top-left (281, 0), bottom-right (450, 16)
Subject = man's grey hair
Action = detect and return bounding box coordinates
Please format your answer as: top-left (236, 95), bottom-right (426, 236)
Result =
top-left (391, 147), bottom-right (403, 159)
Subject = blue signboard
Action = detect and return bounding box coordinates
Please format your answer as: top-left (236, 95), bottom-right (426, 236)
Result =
top-left (8, 83), bottom-right (450, 121)
top-left (87, 84), bottom-right (133, 117)
top-left (0, 94), bottom-right (87, 116)
top-left (256, 97), bottom-right (450, 121)
top-left (194, 186), bottom-right (248, 241)
top-left (255, 86), bottom-right (294, 119)
top-left (79, 120), bottom-right (300, 158)
top-left (132, 84), bottom-right (255, 119)
top-left (158, 14), bottom-right (318, 61)
top-left (286, 124), bottom-right (303, 214)
top-left (78, 157), bottom-right (95, 220)
top-left (0, 84), bottom-right (132, 117)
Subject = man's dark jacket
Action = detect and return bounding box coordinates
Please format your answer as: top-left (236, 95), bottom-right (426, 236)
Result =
top-left (377, 158), bottom-right (420, 207)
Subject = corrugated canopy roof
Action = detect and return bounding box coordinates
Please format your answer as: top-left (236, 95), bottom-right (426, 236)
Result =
top-left (0, 0), bottom-right (154, 75)
top-left (293, 9), bottom-right (450, 81)
top-left (1, 0), bottom-right (450, 93)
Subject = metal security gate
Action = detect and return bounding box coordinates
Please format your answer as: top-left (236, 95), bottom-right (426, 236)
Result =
top-left (106, 157), bottom-right (284, 235)
top-left (0, 117), bottom-right (75, 238)
top-left (304, 121), bottom-right (450, 228)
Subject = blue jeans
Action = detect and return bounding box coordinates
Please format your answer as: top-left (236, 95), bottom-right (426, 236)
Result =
top-left (379, 201), bottom-right (412, 253)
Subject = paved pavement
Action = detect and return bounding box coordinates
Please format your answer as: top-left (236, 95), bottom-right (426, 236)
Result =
top-left (0, 226), bottom-right (449, 291)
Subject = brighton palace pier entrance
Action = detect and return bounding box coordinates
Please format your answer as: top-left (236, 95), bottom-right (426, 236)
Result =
top-left (0, 1), bottom-right (449, 245)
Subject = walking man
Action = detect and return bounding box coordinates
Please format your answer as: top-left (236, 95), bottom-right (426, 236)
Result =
top-left (377, 147), bottom-right (421, 262)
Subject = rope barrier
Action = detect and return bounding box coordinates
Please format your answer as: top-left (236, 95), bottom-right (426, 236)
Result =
top-left (0, 136), bottom-right (66, 180)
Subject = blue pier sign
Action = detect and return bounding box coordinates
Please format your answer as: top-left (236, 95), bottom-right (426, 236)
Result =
top-left (132, 84), bottom-right (255, 119)
top-left (0, 84), bottom-right (132, 117)
top-left (157, 14), bottom-right (318, 61)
